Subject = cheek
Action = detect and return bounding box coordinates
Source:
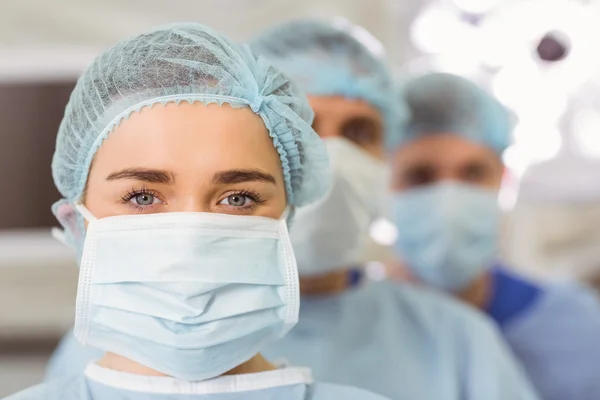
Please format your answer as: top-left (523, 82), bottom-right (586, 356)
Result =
top-left (313, 120), bottom-right (342, 139)
top-left (260, 186), bottom-right (287, 219)
top-left (83, 167), bottom-right (124, 219)
top-left (365, 144), bottom-right (385, 160)
top-left (391, 169), bottom-right (411, 191)
top-left (83, 189), bottom-right (119, 219)
top-left (488, 173), bottom-right (504, 190)
top-left (390, 162), bottom-right (407, 190)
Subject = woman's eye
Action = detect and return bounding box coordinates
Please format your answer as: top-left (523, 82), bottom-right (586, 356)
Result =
top-left (132, 193), bottom-right (157, 206)
top-left (220, 194), bottom-right (253, 207)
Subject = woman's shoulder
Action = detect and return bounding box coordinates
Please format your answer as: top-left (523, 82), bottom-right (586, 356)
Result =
top-left (3, 375), bottom-right (85, 400)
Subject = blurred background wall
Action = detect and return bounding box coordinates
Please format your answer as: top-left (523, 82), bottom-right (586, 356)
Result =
top-left (2, 0), bottom-right (600, 396)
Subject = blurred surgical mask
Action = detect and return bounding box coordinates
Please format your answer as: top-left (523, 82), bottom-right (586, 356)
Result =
top-left (291, 137), bottom-right (389, 275)
top-left (392, 182), bottom-right (501, 291)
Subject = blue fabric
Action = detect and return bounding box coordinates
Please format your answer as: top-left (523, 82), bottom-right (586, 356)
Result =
top-left (486, 267), bottom-right (543, 327)
top-left (45, 332), bottom-right (103, 381)
top-left (497, 277), bottom-right (600, 400)
top-left (7, 374), bottom-right (388, 400)
top-left (45, 281), bottom-right (538, 399)
top-left (397, 73), bottom-right (511, 154)
top-left (346, 268), bottom-right (364, 287)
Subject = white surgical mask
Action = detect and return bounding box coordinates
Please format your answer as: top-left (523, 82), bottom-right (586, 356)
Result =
top-left (74, 205), bottom-right (298, 381)
top-left (290, 138), bottom-right (389, 275)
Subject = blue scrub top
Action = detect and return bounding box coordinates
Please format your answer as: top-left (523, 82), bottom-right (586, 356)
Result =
top-left (486, 264), bottom-right (600, 400)
top-left (44, 280), bottom-right (538, 400)
top-left (262, 280), bottom-right (537, 400)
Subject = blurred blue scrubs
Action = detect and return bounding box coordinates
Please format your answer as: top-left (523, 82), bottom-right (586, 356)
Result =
top-left (45, 280), bottom-right (539, 399)
top-left (264, 279), bottom-right (537, 399)
top-left (486, 265), bottom-right (600, 400)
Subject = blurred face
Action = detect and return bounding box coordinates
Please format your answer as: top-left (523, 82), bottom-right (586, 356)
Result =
top-left (392, 133), bottom-right (504, 193)
top-left (84, 102), bottom-right (287, 220)
top-left (308, 95), bottom-right (384, 159)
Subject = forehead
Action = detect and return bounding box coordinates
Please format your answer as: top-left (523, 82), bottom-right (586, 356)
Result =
top-left (393, 133), bottom-right (500, 167)
top-left (307, 95), bottom-right (381, 120)
top-left (91, 102), bottom-right (282, 178)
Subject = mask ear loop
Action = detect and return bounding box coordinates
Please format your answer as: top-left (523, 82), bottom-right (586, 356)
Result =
top-left (74, 204), bottom-right (98, 222)
top-left (276, 204), bottom-right (300, 327)
top-left (280, 205), bottom-right (296, 227)
top-left (50, 200), bottom-right (83, 250)
top-left (51, 227), bottom-right (69, 246)
top-left (280, 206), bottom-right (291, 220)
top-left (72, 203), bottom-right (98, 346)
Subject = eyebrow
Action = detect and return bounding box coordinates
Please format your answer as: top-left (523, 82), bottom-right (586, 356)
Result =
top-left (212, 169), bottom-right (277, 185)
top-left (106, 168), bottom-right (175, 184)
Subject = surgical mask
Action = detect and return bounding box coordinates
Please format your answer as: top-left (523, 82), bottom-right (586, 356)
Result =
top-left (291, 137), bottom-right (389, 275)
top-left (391, 182), bottom-right (501, 291)
top-left (74, 205), bottom-right (298, 381)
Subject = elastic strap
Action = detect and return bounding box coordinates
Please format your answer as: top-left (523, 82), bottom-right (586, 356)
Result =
top-left (280, 206), bottom-right (292, 221)
top-left (51, 227), bottom-right (70, 247)
top-left (75, 203), bottom-right (97, 222)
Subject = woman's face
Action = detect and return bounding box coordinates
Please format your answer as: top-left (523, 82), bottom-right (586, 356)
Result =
top-left (84, 102), bottom-right (287, 220)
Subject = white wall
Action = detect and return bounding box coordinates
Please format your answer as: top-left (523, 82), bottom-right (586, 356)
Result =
top-left (0, 0), bottom-right (416, 81)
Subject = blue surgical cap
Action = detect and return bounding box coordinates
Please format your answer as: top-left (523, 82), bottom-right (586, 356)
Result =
top-left (249, 19), bottom-right (404, 146)
top-left (51, 23), bottom-right (331, 253)
top-left (52, 23), bottom-right (329, 207)
top-left (396, 73), bottom-right (511, 154)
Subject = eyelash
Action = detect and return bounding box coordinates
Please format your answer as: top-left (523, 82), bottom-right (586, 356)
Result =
top-left (225, 189), bottom-right (266, 209)
top-left (120, 186), bottom-right (161, 212)
top-left (119, 187), bottom-right (266, 212)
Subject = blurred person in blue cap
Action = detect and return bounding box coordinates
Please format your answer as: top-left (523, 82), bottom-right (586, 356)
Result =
top-left (6, 22), bottom-right (394, 400)
top-left (249, 19), bottom-right (536, 400)
top-left (391, 72), bottom-right (600, 400)
top-left (41, 19), bottom-right (538, 400)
